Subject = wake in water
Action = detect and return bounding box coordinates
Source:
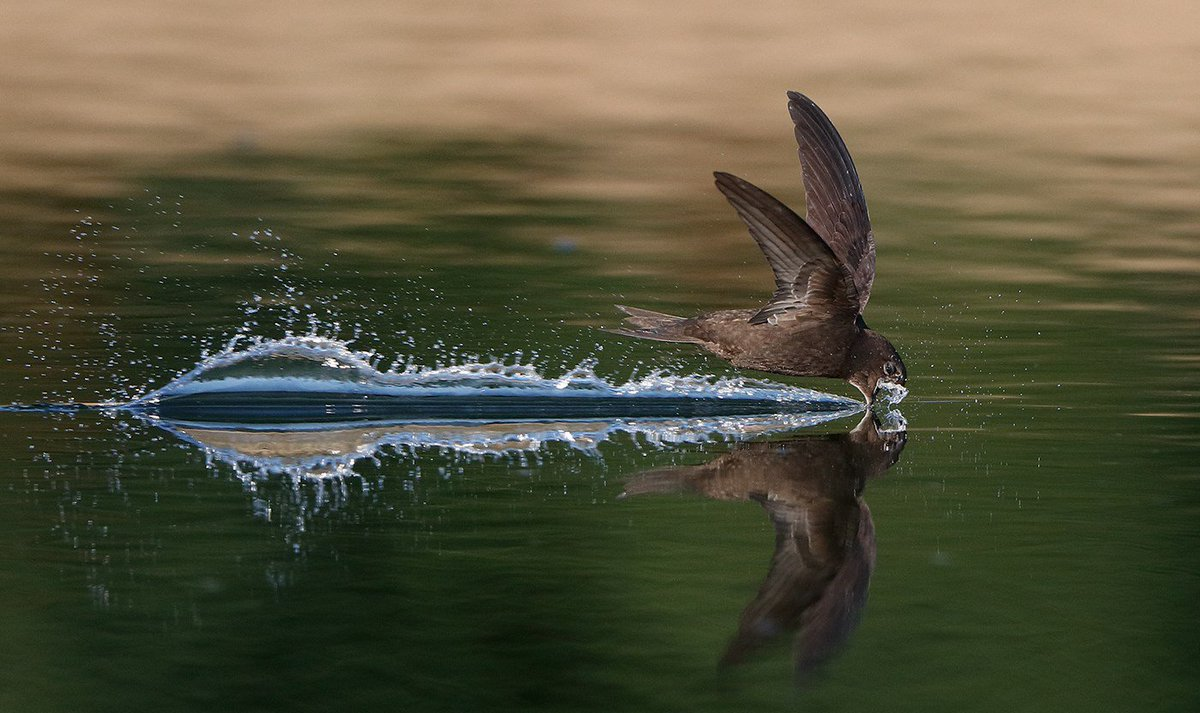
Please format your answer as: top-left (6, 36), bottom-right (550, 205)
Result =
top-left (119, 335), bottom-right (867, 479)
top-left (129, 335), bottom-right (861, 418)
top-left (5, 334), bottom-right (899, 480)
top-left (6, 210), bottom-right (904, 484)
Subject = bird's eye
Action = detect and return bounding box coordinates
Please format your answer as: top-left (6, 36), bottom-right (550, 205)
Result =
top-left (884, 362), bottom-right (896, 376)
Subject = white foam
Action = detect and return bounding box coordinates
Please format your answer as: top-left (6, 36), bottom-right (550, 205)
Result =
top-left (131, 335), bottom-right (859, 406)
top-left (875, 381), bottom-right (909, 407)
top-left (121, 335), bottom-right (873, 482)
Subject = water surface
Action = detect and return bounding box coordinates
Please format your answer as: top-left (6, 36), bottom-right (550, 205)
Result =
top-left (1, 3), bottom-right (1198, 712)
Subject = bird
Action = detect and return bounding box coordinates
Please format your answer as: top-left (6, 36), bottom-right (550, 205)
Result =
top-left (609, 91), bottom-right (906, 405)
top-left (621, 412), bottom-right (906, 678)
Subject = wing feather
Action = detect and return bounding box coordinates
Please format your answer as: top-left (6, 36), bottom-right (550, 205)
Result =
top-left (787, 91), bottom-right (875, 311)
top-left (714, 172), bottom-right (859, 325)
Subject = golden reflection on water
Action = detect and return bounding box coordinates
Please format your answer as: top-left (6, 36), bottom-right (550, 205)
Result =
top-left (2, 0), bottom-right (1198, 294)
top-left (4, 2), bottom-right (1198, 182)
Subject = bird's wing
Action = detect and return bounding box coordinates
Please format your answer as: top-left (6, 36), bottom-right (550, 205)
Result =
top-left (714, 172), bottom-right (860, 326)
top-left (787, 91), bottom-right (875, 312)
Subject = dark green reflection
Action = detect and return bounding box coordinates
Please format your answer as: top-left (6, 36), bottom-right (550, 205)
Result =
top-left (0, 408), bottom-right (865, 712)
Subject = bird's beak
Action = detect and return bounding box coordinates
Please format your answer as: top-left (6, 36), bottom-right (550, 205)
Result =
top-left (850, 410), bottom-right (882, 438)
top-left (850, 377), bottom-right (874, 406)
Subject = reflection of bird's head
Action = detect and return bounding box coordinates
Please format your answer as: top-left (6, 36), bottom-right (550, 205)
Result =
top-left (847, 329), bottom-right (906, 405)
top-left (848, 410), bottom-right (908, 475)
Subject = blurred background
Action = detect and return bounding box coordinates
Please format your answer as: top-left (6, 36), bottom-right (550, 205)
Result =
top-left (5, 0), bottom-right (1198, 228)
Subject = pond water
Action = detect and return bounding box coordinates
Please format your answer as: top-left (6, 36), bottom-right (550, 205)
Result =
top-left (2, 3), bottom-right (1198, 711)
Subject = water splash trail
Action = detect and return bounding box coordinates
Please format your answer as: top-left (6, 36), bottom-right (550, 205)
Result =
top-left (4, 336), bottom-right (897, 478)
top-left (125, 335), bottom-right (862, 421)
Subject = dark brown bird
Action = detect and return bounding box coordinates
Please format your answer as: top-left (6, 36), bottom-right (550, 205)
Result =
top-left (621, 412), bottom-right (906, 679)
top-left (610, 91), bottom-right (906, 405)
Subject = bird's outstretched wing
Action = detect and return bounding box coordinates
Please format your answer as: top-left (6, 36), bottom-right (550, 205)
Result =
top-left (714, 172), bottom-right (859, 325)
top-left (787, 91), bottom-right (875, 312)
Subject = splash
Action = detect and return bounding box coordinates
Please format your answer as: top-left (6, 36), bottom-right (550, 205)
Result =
top-left (877, 408), bottom-right (907, 433)
top-left (116, 335), bottom-right (864, 479)
top-left (128, 335), bottom-right (861, 423)
top-left (875, 381), bottom-right (909, 408)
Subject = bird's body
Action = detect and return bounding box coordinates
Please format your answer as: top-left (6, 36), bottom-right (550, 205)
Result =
top-left (614, 305), bottom-right (859, 378)
top-left (610, 92), bottom-right (906, 404)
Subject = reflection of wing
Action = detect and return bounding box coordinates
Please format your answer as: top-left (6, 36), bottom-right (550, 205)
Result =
top-left (787, 91), bottom-right (875, 312)
top-left (721, 496), bottom-right (875, 677)
top-left (714, 172), bottom-right (860, 325)
top-left (621, 413), bottom-right (906, 677)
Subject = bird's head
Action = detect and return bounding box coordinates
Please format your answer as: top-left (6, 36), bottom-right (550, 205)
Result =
top-left (847, 329), bottom-right (906, 407)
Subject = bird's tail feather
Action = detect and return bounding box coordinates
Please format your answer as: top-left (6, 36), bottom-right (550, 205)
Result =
top-left (605, 305), bottom-right (701, 344)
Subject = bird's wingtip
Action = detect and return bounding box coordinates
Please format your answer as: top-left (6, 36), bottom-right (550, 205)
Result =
top-left (713, 171), bottom-right (744, 188)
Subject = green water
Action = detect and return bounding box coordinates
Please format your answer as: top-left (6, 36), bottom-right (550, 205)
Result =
top-left (2, 129), bottom-right (1198, 712)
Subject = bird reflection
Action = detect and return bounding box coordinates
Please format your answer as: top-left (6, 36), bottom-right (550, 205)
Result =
top-left (621, 411), bottom-right (906, 680)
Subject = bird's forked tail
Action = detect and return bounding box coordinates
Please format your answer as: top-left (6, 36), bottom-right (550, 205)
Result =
top-left (604, 305), bottom-right (701, 344)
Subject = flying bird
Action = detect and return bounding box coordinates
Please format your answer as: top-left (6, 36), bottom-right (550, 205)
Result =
top-left (610, 92), bottom-right (906, 405)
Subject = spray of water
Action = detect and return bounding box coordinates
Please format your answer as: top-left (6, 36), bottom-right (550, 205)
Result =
top-left (9, 209), bottom-right (893, 494)
top-left (131, 335), bottom-right (862, 407)
top-left (125, 334), bottom-right (863, 481)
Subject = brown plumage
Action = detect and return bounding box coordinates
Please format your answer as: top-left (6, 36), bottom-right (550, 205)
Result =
top-left (609, 92), bottom-right (906, 404)
top-left (621, 412), bottom-right (907, 679)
